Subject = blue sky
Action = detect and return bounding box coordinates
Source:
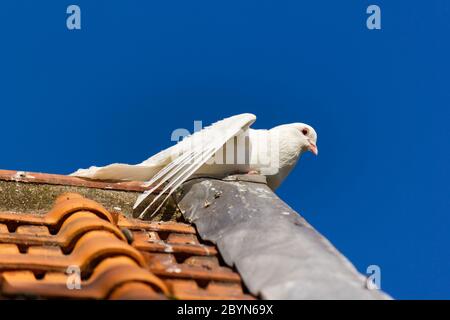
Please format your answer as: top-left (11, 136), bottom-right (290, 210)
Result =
top-left (0, 1), bottom-right (449, 299)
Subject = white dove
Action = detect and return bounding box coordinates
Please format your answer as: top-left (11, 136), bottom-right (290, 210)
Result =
top-left (70, 113), bottom-right (318, 218)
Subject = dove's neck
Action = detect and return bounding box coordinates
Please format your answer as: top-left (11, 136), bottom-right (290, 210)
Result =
top-left (265, 125), bottom-right (307, 189)
top-left (271, 125), bottom-right (306, 165)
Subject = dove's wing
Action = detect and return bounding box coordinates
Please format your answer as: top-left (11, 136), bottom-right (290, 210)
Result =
top-left (134, 113), bottom-right (257, 219)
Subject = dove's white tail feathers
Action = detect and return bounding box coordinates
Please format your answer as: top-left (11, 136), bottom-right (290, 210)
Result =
top-left (136, 113), bottom-right (257, 219)
top-left (69, 163), bottom-right (162, 181)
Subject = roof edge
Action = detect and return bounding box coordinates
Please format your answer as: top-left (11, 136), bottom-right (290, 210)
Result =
top-left (0, 169), bottom-right (150, 192)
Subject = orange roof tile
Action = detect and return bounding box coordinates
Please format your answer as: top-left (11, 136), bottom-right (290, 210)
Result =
top-left (0, 191), bottom-right (254, 300)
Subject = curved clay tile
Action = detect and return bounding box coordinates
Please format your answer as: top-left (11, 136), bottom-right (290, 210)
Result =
top-left (0, 190), bottom-right (252, 300)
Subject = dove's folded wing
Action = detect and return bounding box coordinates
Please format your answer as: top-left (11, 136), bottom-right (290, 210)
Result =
top-left (134, 113), bottom-right (257, 219)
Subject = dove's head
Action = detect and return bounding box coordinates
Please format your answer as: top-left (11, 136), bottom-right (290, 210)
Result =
top-left (292, 123), bottom-right (318, 156)
top-left (265, 122), bottom-right (318, 189)
top-left (277, 123), bottom-right (318, 156)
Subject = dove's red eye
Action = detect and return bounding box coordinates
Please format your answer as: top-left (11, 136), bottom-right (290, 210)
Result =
top-left (301, 128), bottom-right (308, 135)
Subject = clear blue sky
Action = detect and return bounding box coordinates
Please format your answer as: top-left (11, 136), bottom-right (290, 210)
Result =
top-left (0, 1), bottom-right (449, 299)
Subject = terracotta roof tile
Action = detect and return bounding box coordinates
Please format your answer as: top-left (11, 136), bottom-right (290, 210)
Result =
top-left (0, 192), bottom-right (254, 300)
top-left (165, 279), bottom-right (254, 300)
top-left (109, 282), bottom-right (165, 300)
top-left (144, 252), bottom-right (241, 282)
top-left (116, 215), bottom-right (196, 234)
top-left (1, 256), bottom-right (168, 299)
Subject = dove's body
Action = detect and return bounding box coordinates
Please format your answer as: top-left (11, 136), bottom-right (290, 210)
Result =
top-left (71, 113), bottom-right (318, 218)
top-left (178, 125), bottom-right (305, 189)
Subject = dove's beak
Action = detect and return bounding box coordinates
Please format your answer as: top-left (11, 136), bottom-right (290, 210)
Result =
top-left (309, 143), bottom-right (318, 156)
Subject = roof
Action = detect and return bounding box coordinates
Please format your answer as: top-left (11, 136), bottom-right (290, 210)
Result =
top-left (0, 169), bottom-right (391, 300)
top-left (0, 170), bottom-right (253, 300)
top-left (176, 176), bottom-right (392, 300)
